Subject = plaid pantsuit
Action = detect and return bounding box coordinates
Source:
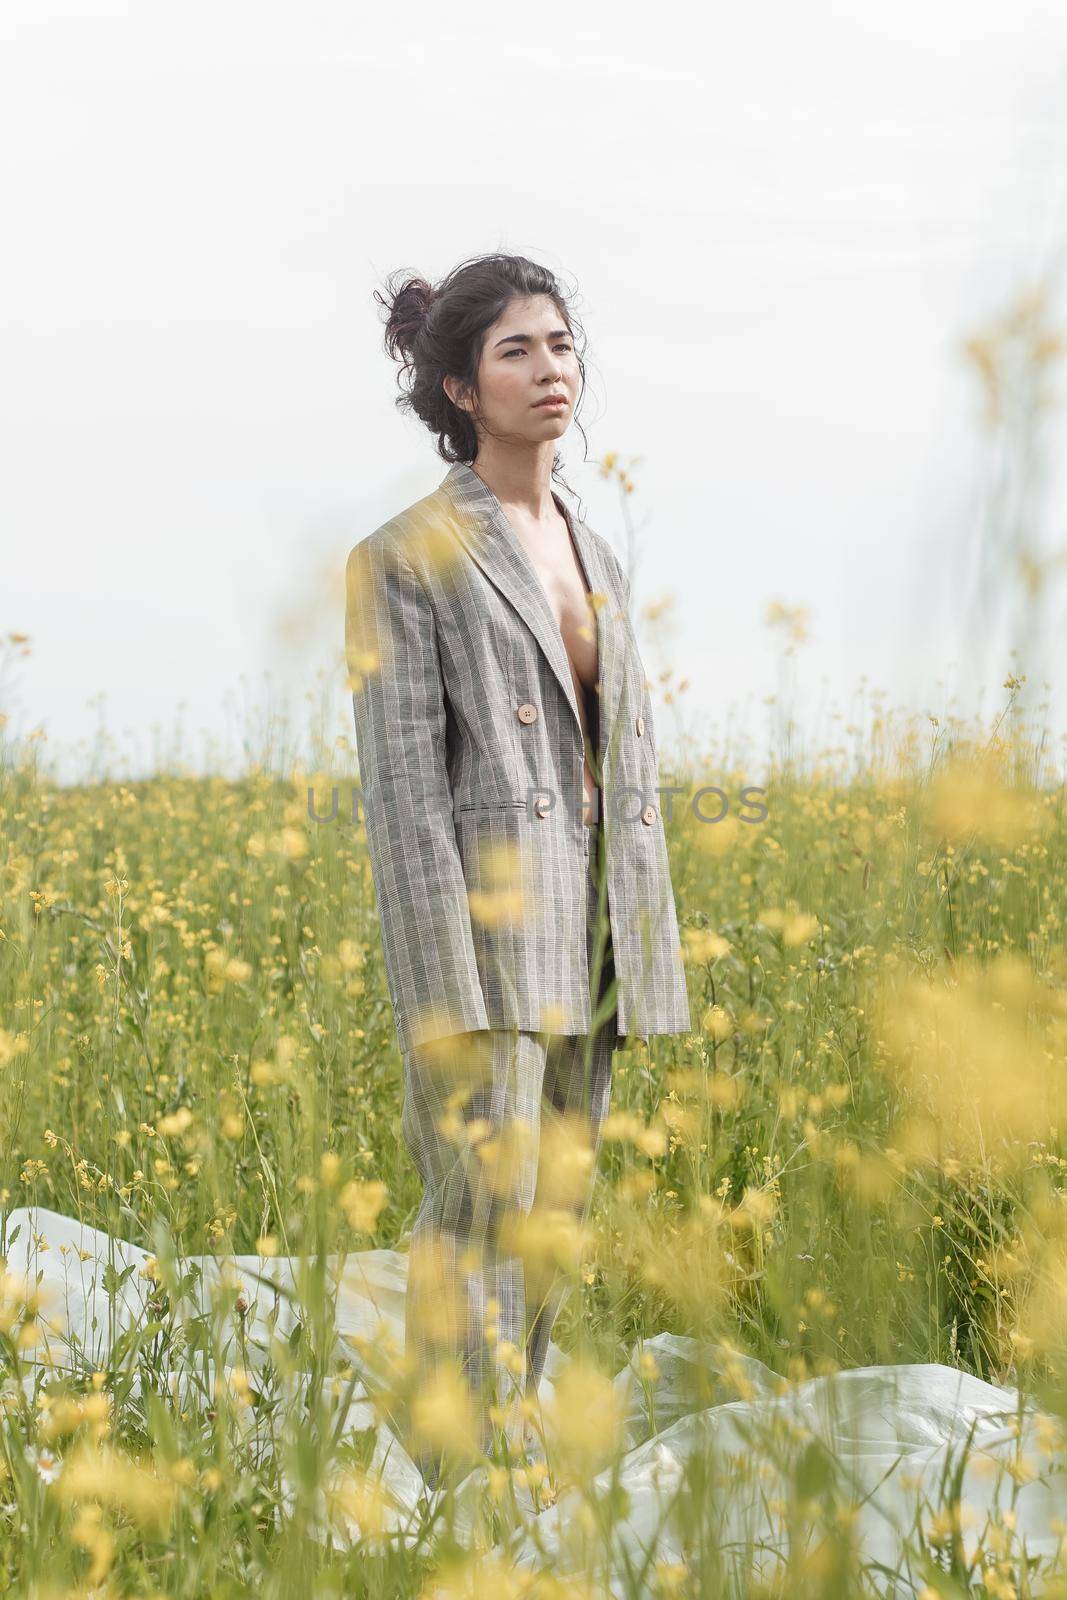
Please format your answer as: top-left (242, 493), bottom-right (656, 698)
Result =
top-left (344, 461), bottom-right (692, 1480)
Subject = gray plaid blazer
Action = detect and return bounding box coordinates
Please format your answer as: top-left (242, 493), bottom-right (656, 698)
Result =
top-left (344, 460), bottom-right (692, 1054)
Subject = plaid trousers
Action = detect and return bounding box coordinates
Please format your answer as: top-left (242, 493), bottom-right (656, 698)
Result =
top-left (400, 819), bottom-right (620, 1487)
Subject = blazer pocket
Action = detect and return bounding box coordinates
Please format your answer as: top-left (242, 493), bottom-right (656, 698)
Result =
top-left (455, 798), bottom-right (528, 814)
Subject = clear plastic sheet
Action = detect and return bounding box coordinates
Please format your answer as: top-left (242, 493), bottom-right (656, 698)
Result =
top-left (7, 1204), bottom-right (1067, 1593)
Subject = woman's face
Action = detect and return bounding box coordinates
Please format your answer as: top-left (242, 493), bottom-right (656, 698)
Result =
top-left (448, 294), bottom-right (580, 445)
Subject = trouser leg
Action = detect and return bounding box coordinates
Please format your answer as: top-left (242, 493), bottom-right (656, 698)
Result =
top-left (399, 1026), bottom-right (547, 1487)
top-left (523, 1023), bottom-right (616, 1403)
top-left (524, 821), bottom-right (619, 1405)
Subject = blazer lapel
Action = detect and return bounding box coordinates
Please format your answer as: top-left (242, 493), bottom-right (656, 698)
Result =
top-left (437, 462), bottom-right (622, 762)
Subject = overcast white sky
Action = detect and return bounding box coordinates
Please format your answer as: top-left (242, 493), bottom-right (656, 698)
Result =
top-left (3, 0), bottom-right (1067, 786)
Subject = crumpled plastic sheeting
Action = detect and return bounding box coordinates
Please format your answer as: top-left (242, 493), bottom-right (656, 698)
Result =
top-left (6, 1206), bottom-right (1067, 1594)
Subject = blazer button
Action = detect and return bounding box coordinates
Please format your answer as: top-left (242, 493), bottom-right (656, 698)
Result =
top-left (517, 703), bottom-right (539, 724)
top-left (533, 794), bottom-right (551, 818)
top-left (640, 804), bottom-right (657, 826)
top-left (635, 714), bottom-right (645, 736)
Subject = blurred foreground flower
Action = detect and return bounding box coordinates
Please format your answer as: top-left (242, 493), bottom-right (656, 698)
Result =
top-left (765, 600), bottom-right (810, 646)
top-left (408, 1362), bottom-right (481, 1465)
top-left (533, 1108), bottom-right (598, 1212)
top-left (499, 1207), bottom-right (589, 1302)
top-left (614, 1205), bottom-right (732, 1329)
top-left (919, 747), bottom-right (1050, 849)
top-left (0, 1267), bottom-right (61, 1350)
top-left (875, 952), bottom-right (1067, 1172)
top-left (418, 1550), bottom-right (538, 1600)
top-left (465, 839), bottom-right (530, 929)
top-left (759, 906), bottom-right (821, 947)
top-left (339, 1177), bottom-right (389, 1235)
top-left (324, 1466), bottom-right (395, 1548)
top-left (683, 927), bottom-right (731, 964)
top-left (403, 1229), bottom-right (468, 1357)
top-left (51, 1439), bottom-right (177, 1535)
top-left (543, 1355), bottom-right (624, 1484)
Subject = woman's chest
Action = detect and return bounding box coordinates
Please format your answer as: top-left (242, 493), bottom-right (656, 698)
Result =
top-left (507, 509), bottom-right (600, 694)
top-left (424, 541), bottom-right (654, 769)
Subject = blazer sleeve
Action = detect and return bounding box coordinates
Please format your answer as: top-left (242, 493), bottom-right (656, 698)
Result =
top-left (345, 531), bottom-right (490, 1053)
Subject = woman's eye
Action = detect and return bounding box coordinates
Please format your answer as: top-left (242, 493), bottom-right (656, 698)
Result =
top-left (504, 345), bottom-right (573, 357)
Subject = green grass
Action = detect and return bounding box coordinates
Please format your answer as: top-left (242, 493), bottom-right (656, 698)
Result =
top-left (0, 676), bottom-right (1066, 1597)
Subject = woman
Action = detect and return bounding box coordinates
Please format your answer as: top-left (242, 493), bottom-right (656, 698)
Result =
top-left (344, 253), bottom-right (691, 1487)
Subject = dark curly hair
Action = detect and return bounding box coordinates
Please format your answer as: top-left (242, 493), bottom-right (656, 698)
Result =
top-left (373, 252), bottom-right (589, 480)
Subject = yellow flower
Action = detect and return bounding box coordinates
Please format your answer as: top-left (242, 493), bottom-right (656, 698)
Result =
top-left (732, 1186), bottom-right (777, 1229)
top-left (467, 887), bottom-right (526, 928)
top-left (782, 912), bottom-right (820, 946)
top-left (325, 1467), bottom-right (391, 1543)
top-left (532, 1111), bottom-right (595, 1211)
top-left (635, 1124), bottom-right (668, 1158)
top-left (338, 939), bottom-right (364, 971)
top-left (424, 1551), bottom-right (534, 1599)
top-left (499, 1208), bottom-right (586, 1300)
top-left (876, 952), bottom-right (1067, 1171)
top-left (922, 750), bottom-right (1048, 848)
top-left (339, 1178), bottom-right (388, 1236)
top-left (156, 1107), bottom-right (194, 1138)
top-left (408, 1364), bottom-right (481, 1462)
top-left (600, 1109), bottom-right (644, 1144)
top-left (636, 1210), bottom-right (728, 1322)
top-left (764, 599), bottom-right (809, 643)
top-left (683, 927), bottom-right (731, 963)
top-left (700, 1004), bottom-right (733, 1041)
top-left (39, 1392), bottom-right (111, 1443)
top-left (205, 948), bottom-right (253, 986)
top-left (544, 1357), bottom-right (623, 1481)
top-left (0, 1029), bottom-right (27, 1066)
top-left (280, 826), bottom-right (307, 860)
top-left (52, 1440), bottom-right (177, 1534)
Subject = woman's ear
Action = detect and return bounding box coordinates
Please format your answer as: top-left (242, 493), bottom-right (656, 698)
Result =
top-left (443, 374), bottom-right (470, 414)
